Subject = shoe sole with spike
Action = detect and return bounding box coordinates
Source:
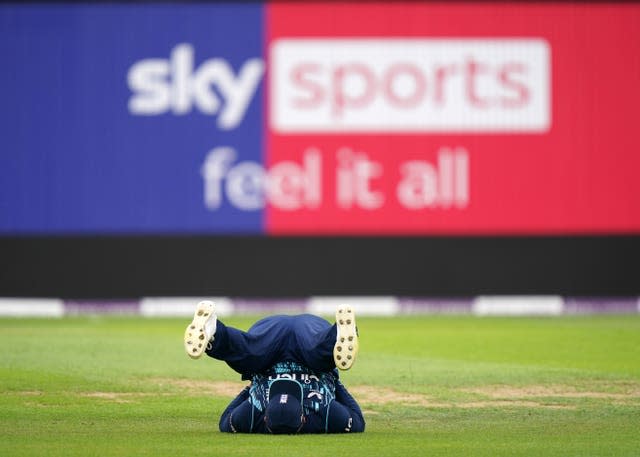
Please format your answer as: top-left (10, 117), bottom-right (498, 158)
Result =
top-left (184, 301), bottom-right (216, 359)
top-left (334, 305), bottom-right (358, 370)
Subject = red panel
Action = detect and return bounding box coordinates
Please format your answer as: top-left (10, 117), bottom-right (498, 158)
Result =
top-left (265, 2), bottom-right (640, 235)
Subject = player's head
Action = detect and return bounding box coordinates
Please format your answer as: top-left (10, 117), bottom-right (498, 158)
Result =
top-left (264, 379), bottom-right (305, 434)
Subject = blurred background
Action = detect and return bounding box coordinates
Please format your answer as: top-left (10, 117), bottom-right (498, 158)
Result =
top-left (0, 1), bottom-right (638, 317)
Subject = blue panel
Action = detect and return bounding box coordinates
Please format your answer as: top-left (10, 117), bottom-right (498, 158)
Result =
top-left (0, 4), bottom-right (265, 234)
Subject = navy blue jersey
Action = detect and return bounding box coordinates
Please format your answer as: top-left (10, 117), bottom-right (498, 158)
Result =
top-left (219, 361), bottom-right (365, 434)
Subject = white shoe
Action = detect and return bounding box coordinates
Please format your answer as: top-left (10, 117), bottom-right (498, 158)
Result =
top-left (334, 305), bottom-right (358, 370)
top-left (184, 300), bottom-right (217, 359)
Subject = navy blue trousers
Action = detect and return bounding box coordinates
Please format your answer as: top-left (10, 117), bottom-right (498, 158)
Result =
top-left (205, 314), bottom-right (338, 379)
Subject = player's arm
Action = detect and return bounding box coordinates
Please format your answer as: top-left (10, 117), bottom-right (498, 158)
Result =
top-left (326, 381), bottom-right (365, 433)
top-left (219, 386), bottom-right (254, 433)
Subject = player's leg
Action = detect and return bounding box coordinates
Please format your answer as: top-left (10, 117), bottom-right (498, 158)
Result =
top-left (184, 301), bottom-right (292, 376)
top-left (289, 305), bottom-right (359, 371)
top-left (287, 314), bottom-right (336, 372)
top-left (207, 314), bottom-right (291, 376)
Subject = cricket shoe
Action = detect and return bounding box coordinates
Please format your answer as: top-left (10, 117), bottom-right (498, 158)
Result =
top-left (184, 300), bottom-right (217, 359)
top-left (334, 305), bottom-right (359, 370)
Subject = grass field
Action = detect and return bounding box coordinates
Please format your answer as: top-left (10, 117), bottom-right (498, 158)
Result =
top-left (1, 314), bottom-right (639, 456)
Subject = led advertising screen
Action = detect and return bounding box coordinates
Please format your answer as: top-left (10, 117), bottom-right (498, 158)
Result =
top-left (1, 3), bottom-right (639, 235)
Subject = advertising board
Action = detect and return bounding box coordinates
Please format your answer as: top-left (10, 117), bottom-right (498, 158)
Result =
top-left (1, 3), bottom-right (639, 235)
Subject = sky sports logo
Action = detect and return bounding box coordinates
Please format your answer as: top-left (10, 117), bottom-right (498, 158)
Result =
top-left (127, 38), bottom-right (550, 133)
